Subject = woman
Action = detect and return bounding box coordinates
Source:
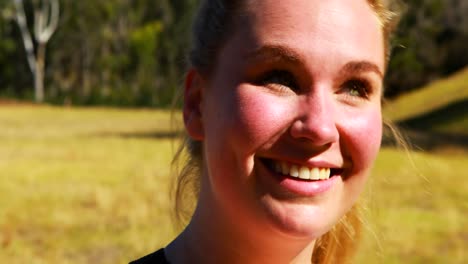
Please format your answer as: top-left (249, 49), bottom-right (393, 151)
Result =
top-left (133, 0), bottom-right (401, 263)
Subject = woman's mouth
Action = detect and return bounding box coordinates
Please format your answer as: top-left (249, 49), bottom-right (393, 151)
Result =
top-left (261, 158), bottom-right (344, 181)
top-left (256, 157), bottom-right (343, 196)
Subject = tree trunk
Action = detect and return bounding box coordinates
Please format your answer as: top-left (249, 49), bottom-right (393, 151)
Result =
top-left (14, 0), bottom-right (59, 103)
top-left (35, 42), bottom-right (46, 102)
top-left (13, 0), bottom-right (36, 75)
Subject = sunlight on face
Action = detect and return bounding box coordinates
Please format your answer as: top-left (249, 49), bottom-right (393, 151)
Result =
top-left (196, 0), bottom-right (384, 241)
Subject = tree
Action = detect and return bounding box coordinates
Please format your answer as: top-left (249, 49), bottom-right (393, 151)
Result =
top-left (2, 0), bottom-right (463, 105)
top-left (385, 0), bottom-right (468, 98)
top-left (13, 0), bottom-right (59, 102)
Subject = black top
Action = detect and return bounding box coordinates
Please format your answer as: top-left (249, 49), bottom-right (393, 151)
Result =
top-left (130, 248), bottom-right (169, 264)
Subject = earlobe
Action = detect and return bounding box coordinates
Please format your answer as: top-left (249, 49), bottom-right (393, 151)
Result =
top-left (183, 69), bottom-right (205, 141)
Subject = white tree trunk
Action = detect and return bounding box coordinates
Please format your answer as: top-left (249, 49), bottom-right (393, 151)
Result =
top-left (13, 0), bottom-right (59, 103)
top-left (13, 0), bottom-right (36, 75)
top-left (35, 43), bottom-right (46, 102)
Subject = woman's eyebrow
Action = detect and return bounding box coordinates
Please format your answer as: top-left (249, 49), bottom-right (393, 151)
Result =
top-left (339, 61), bottom-right (383, 78)
top-left (244, 45), bottom-right (383, 78)
top-left (244, 44), bottom-right (303, 65)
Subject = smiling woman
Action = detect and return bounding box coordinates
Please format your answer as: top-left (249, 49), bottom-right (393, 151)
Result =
top-left (131, 0), bottom-right (402, 263)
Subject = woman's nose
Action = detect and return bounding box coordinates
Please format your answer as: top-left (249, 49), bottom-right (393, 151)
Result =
top-left (289, 93), bottom-right (339, 146)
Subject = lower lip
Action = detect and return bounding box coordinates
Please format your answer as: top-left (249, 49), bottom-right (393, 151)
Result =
top-left (259, 160), bottom-right (339, 196)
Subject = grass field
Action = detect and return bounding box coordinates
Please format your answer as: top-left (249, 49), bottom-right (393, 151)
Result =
top-left (383, 67), bottom-right (468, 123)
top-left (383, 66), bottom-right (468, 152)
top-left (0, 105), bottom-right (466, 263)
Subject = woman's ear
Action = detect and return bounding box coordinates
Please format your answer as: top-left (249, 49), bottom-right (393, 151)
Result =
top-left (183, 69), bottom-right (205, 141)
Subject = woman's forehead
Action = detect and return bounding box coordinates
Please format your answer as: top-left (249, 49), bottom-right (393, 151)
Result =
top-left (241, 0), bottom-right (381, 38)
top-left (229, 0), bottom-right (385, 72)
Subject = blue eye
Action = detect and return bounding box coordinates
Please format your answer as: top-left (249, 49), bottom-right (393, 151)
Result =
top-left (257, 70), bottom-right (299, 91)
top-left (341, 79), bottom-right (370, 99)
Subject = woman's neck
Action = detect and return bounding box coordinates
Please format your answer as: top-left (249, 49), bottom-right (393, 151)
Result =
top-left (165, 194), bottom-right (316, 264)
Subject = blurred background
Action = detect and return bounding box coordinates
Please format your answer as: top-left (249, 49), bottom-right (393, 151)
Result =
top-left (0, 0), bottom-right (466, 263)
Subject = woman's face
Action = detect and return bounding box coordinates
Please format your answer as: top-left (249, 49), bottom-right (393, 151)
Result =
top-left (187, 0), bottom-right (384, 239)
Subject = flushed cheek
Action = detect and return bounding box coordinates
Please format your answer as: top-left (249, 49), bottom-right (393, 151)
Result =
top-left (342, 108), bottom-right (382, 173)
top-left (201, 86), bottom-right (295, 216)
top-left (337, 108), bottom-right (381, 212)
top-left (202, 85), bottom-right (293, 175)
top-left (232, 86), bottom-right (296, 152)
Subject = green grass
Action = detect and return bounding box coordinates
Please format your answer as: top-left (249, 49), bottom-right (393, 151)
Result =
top-left (0, 106), bottom-right (179, 263)
top-left (383, 67), bottom-right (468, 123)
top-left (356, 148), bottom-right (467, 263)
top-left (0, 105), bottom-right (466, 263)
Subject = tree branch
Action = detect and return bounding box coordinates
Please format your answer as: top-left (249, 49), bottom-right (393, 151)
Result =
top-left (13, 0), bottom-right (36, 74)
top-left (36, 0), bottom-right (59, 43)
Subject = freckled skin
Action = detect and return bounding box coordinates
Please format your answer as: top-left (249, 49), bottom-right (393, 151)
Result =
top-left (178, 0), bottom-right (385, 262)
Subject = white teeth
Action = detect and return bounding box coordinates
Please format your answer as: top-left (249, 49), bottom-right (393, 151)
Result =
top-left (310, 167), bottom-right (320, 180)
top-left (290, 165), bottom-right (299, 177)
top-left (298, 166), bottom-right (310, 179)
top-left (271, 160), bottom-right (333, 181)
top-left (318, 168), bottom-right (325, 180)
top-left (320, 168), bottom-right (331, 180)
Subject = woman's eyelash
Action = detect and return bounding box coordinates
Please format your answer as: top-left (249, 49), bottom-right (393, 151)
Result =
top-left (340, 79), bottom-right (371, 99)
top-left (254, 71), bottom-right (373, 99)
top-left (256, 70), bottom-right (299, 91)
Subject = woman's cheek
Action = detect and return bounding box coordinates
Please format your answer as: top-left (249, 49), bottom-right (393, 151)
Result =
top-left (343, 107), bottom-right (382, 171)
top-left (234, 87), bottom-right (295, 149)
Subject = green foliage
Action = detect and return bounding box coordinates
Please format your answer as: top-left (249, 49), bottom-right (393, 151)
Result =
top-left (0, 0), bottom-right (467, 105)
top-left (130, 21), bottom-right (163, 66)
top-left (0, 0), bottom-right (197, 107)
top-left (0, 1), bottom-right (31, 96)
top-left (386, 0), bottom-right (468, 98)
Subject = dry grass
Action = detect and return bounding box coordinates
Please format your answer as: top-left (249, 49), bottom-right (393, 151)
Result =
top-left (383, 67), bottom-right (468, 123)
top-left (0, 105), bottom-right (179, 263)
top-left (0, 105), bottom-right (466, 263)
top-left (356, 148), bottom-right (467, 263)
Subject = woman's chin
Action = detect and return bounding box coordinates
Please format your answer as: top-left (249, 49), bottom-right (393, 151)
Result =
top-left (258, 196), bottom-right (337, 240)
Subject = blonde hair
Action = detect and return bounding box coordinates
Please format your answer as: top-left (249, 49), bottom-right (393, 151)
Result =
top-left (172, 1), bottom-right (403, 263)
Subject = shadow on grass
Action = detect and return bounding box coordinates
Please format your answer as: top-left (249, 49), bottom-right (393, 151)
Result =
top-left (92, 130), bottom-right (184, 139)
top-left (89, 127), bottom-right (468, 153)
top-left (383, 99), bottom-right (468, 152)
top-left (383, 128), bottom-right (468, 152)
top-left (399, 99), bottom-right (468, 135)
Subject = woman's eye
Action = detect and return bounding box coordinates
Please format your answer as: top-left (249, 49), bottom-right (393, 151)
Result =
top-left (340, 79), bottom-right (370, 99)
top-left (257, 70), bottom-right (299, 92)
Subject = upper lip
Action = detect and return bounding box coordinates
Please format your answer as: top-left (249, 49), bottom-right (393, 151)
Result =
top-left (258, 156), bottom-right (350, 169)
